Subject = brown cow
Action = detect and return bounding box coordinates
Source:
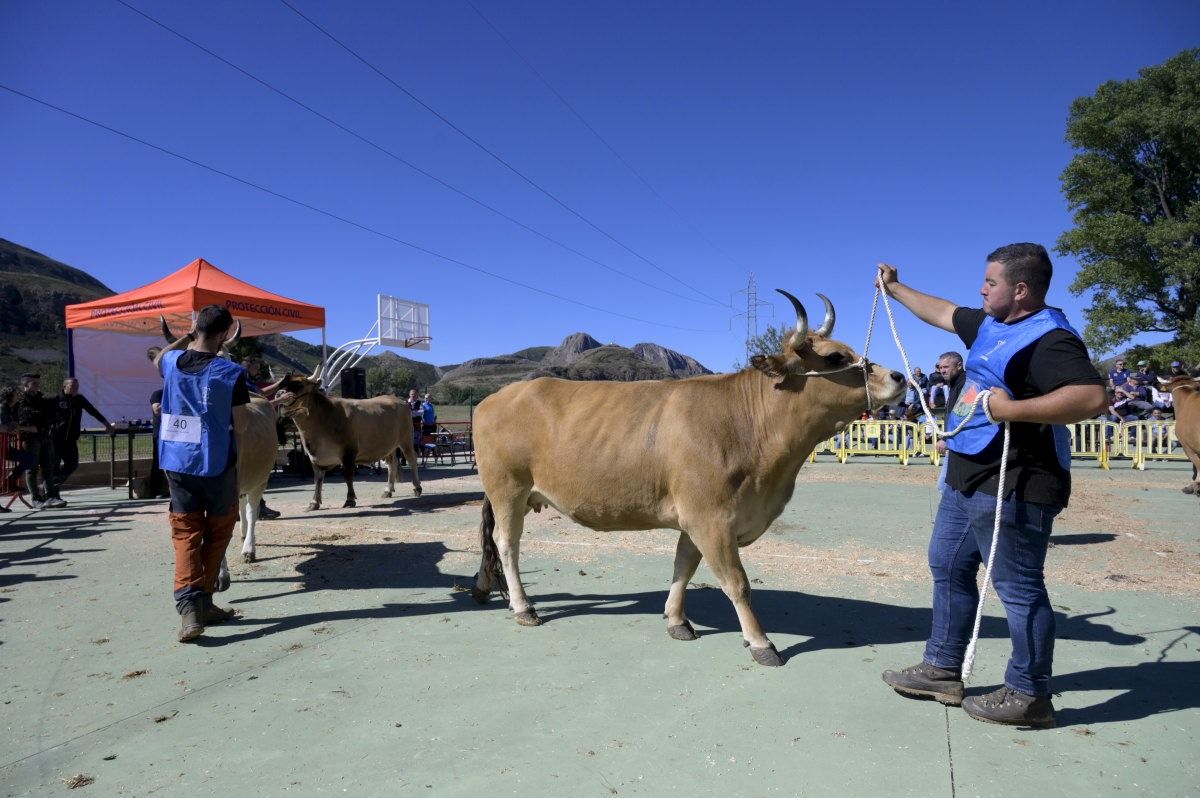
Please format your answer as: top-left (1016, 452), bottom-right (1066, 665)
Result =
top-left (471, 292), bottom-right (906, 666)
top-left (274, 367), bottom-right (422, 510)
top-left (1160, 376), bottom-right (1200, 495)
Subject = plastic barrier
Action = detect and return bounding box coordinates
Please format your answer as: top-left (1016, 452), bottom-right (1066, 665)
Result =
top-left (1067, 420), bottom-right (1117, 470)
top-left (833, 420), bottom-right (921, 465)
top-left (1122, 420), bottom-right (1187, 470)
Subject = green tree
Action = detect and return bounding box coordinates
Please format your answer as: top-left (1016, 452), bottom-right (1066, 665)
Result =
top-left (366, 364), bottom-right (415, 397)
top-left (732, 324), bottom-right (790, 370)
top-left (1057, 49), bottom-right (1200, 362)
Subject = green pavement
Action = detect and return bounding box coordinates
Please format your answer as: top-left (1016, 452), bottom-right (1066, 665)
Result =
top-left (1, 460), bottom-right (1196, 797)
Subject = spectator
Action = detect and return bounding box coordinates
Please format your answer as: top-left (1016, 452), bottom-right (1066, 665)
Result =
top-left (1113, 374), bottom-right (1153, 418)
top-left (238, 357), bottom-right (282, 520)
top-left (52, 377), bottom-right (114, 488)
top-left (1107, 358), bottom-right (1129, 390)
top-left (904, 366), bottom-right (929, 408)
top-left (1133, 359), bottom-right (1157, 385)
top-left (156, 304), bottom-right (248, 643)
top-left (1148, 407), bottom-right (1172, 451)
top-left (16, 374), bottom-right (64, 510)
top-left (1166, 361), bottom-right (1188, 380)
top-left (421, 393), bottom-right (437, 436)
top-left (407, 388), bottom-right (423, 445)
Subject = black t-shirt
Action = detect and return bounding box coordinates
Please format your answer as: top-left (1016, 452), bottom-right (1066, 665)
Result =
top-left (945, 308), bottom-right (1103, 508)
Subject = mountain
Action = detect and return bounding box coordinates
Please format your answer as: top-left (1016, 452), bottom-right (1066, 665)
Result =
top-left (0, 239), bottom-right (115, 386)
top-left (0, 240), bottom-right (715, 399)
top-left (432, 332), bottom-right (714, 401)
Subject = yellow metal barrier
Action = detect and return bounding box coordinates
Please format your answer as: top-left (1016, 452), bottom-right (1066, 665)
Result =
top-left (1122, 420), bottom-right (1186, 470)
top-left (833, 420), bottom-right (921, 465)
top-left (1067, 420), bottom-right (1116, 470)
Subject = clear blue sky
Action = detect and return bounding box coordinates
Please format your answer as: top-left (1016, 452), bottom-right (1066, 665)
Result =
top-left (3, 1), bottom-right (1197, 374)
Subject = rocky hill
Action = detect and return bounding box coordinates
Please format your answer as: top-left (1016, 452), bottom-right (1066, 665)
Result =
top-left (0, 239), bottom-right (714, 399)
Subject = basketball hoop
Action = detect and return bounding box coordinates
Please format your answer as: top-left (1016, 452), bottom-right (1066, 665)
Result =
top-left (322, 295), bottom-right (431, 387)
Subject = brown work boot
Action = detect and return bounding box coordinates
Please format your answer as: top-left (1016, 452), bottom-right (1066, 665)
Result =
top-left (178, 599), bottom-right (204, 643)
top-left (882, 661), bottom-right (964, 706)
top-left (962, 686), bottom-right (1056, 728)
top-left (201, 594), bottom-right (237, 624)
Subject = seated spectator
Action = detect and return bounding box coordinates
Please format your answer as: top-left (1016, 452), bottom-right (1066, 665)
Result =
top-left (1165, 360), bottom-right (1189, 381)
top-left (1113, 374), bottom-right (1153, 418)
top-left (1107, 359), bottom-right (1129, 390)
top-left (1148, 407), bottom-right (1173, 450)
top-left (1133, 359), bottom-right (1157, 385)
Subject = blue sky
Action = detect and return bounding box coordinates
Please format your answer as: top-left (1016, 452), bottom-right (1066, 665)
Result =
top-left (3, 1), bottom-right (1197, 374)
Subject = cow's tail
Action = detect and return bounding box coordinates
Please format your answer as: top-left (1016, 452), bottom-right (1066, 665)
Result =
top-left (473, 496), bottom-right (506, 603)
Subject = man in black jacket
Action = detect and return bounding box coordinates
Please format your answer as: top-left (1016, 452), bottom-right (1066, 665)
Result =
top-left (16, 374), bottom-right (64, 509)
top-left (53, 377), bottom-right (114, 487)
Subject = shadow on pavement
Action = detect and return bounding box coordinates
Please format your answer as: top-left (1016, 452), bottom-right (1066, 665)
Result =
top-left (1050, 532), bottom-right (1119, 545)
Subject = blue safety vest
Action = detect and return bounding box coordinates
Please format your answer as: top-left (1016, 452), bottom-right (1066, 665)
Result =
top-left (158, 350), bottom-right (242, 477)
top-left (946, 307), bottom-right (1080, 470)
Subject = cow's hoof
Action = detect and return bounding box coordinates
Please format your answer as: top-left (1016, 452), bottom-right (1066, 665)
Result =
top-left (381, 490), bottom-right (393, 499)
top-left (1183, 483), bottom-right (1197, 495)
top-left (413, 485), bottom-right (423, 497)
top-left (667, 621), bottom-right (699, 641)
top-left (216, 573), bottom-right (231, 593)
top-left (343, 499), bottom-right (356, 508)
top-left (305, 502), bottom-right (320, 512)
top-left (471, 586), bottom-right (491, 604)
top-left (242, 552), bottom-right (256, 564)
top-left (747, 642), bottom-right (784, 667)
top-left (514, 609), bottom-right (542, 627)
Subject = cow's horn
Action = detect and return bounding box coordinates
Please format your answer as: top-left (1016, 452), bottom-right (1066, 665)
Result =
top-left (814, 293), bottom-right (836, 338)
top-left (160, 315), bottom-right (178, 344)
top-left (776, 289), bottom-right (809, 340)
top-left (308, 361), bottom-right (323, 382)
top-left (221, 320), bottom-right (242, 354)
top-left (262, 375), bottom-right (286, 394)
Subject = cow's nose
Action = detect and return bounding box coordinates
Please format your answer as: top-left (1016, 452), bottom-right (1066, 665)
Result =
top-left (890, 371), bottom-right (904, 383)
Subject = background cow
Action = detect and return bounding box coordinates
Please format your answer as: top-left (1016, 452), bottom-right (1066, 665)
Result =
top-left (274, 367), bottom-right (422, 510)
top-left (1161, 376), bottom-right (1200, 495)
top-left (471, 292), bottom-right (906, 666)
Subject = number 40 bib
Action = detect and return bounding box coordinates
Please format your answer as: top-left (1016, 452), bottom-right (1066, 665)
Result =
top-left (160, 413), bottom-right (202, 444)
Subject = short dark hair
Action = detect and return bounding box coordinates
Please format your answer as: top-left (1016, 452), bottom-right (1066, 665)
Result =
top-left (987, 243), bottom-right (1052, 298)
top-left (20, 372), bottom-right (40, 382)
top-left (195, 304), bottom-right (234, 336)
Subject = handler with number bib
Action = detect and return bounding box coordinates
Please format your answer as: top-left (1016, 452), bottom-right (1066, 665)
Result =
top-left (875, 244), bottom-right (1106, 728)
top-left (155, 305), bottom-right (250, 643)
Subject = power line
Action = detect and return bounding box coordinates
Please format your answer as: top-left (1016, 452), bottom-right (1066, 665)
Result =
top-left (111, 0), bottom-right (712, 309)
top-left (465, 0), bottom-right (746, 272)
top-left (0, 83), bottom-right (722, 334)
top-left (277, 0), bottom-right (730, 309)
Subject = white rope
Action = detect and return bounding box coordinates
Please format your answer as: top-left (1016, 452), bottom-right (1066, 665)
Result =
top-left (870, 275), bottom-right (1010, 682)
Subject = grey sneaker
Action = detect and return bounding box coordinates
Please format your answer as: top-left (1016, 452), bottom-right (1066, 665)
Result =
top-left (178, 600), bottom-right (205, 643)
top-left (46, 497), bottom-right (67, 508)
top-left (30, 499), bottom-right (47, 511)
top-left (962, 686), bottom-right (1056, 728)
top-left (882, 661), bottom-right (965, 706)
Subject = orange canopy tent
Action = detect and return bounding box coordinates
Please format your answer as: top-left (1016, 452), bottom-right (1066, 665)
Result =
top-left (63, 258), bottom-right (325, 425)
top-left (66, 257), bottom-right (325, 337)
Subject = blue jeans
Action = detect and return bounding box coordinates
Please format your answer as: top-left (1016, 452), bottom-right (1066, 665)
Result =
top-left (923, 488), bottom-right (1061, 696)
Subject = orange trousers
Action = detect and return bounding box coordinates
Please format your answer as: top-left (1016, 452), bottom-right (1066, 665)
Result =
top-left (171, 504), bottom-right (237, 596)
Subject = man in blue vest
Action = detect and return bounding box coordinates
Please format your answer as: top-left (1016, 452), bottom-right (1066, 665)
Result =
top-left (155, 305), bottom-right (250, 643)
top-left (876, 243), bottom-right (1107, 728)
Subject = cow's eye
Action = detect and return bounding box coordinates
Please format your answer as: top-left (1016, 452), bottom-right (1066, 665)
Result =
top-left (825, 352), bottom-right (846, 366)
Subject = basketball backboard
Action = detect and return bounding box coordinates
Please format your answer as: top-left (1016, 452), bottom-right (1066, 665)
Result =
top-left (378, 294), bottom-right (431, 350)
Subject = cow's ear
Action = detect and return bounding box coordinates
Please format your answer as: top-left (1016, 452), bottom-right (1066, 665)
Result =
top-left (751, 354), bottom-right (790, 378)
